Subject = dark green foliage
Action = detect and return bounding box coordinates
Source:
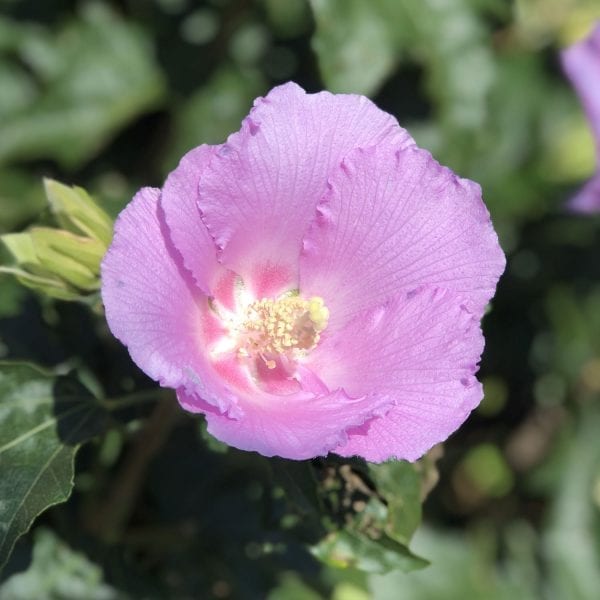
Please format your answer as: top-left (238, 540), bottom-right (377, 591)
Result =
top-left (0, 363), bottom-right (108, 570)
top-left (1, 0), bottom-right (600, 598)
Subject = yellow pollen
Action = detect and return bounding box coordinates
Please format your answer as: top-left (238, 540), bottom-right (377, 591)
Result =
top-left (236, 295), bottom-right (329, 368)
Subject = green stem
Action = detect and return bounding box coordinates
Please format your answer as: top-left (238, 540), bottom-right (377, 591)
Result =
top-left (85, 394), bottom-right (181, 543)
top-left (100, 388), bottom-right (171, 412)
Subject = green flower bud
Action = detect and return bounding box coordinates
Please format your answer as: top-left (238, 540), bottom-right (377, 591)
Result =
top-left (0, 179), bottom-right (114, 302)
top-left (28, 228), bottom-right (103, 291)
top-left (43, 178), bottom-right (113, 247)
top-left (1, 233), bottom-right (81, 300)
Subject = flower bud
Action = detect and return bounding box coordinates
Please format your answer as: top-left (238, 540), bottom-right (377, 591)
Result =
top-left (44, 178), bottom-right (113, 246)
top-left (0, 180), bottom-right (113, 301)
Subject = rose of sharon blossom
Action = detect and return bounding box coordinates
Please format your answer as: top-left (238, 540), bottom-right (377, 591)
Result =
top-left (101, 83), bottom-right (505, 461)
top-left (561, 22), bottom-right (600, 212)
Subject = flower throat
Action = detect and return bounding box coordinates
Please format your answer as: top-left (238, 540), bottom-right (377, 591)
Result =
top-left (236, 295), bottom-right (329, 368)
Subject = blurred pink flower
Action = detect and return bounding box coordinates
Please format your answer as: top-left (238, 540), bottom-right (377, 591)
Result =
top-left (101, 83), bottom-right (504, 461)
top-left (561, 22), bottom-right (600, 212)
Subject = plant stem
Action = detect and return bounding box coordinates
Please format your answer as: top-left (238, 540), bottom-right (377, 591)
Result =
top-left (85, 393), bottom-right (181, 543)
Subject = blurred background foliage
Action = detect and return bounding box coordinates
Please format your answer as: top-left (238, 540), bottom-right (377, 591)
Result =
top-left (0, 0), bottom-right (600, 598)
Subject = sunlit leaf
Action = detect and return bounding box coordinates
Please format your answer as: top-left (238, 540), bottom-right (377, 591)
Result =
top-left (0, 4), bottom-right (165, 169)
top-left (368, 461), bottom-right (422, 544)
top-left (514, 0), bottom-right (600, 47)
top-left (0, 528), bottom-right (124, 600)
top-left (0, 362), bottom-right (108, 570)
top-left (312, 529), bottom-right (427, 574)
top-left (310, 0), bottom-right (410, 95)
top-left (267, 573), bottom-right (323, 600)
top-left (369, 526), bottom-right (539, 599)
top-left (164, 65), bottom-right (265, 172)
top-left (263, 0), bottom-right (311, 39)
top-left (282, 459), bottom-right (429, 575)
top-left (544, 405), bottom-right (600, 599)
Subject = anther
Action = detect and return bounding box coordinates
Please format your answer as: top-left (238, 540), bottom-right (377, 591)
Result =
top-left (235, 295), bottom-right (329, 368)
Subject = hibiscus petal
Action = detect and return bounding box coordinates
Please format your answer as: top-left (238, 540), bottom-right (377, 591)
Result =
top-left (101, 187), bottom-right (236, 413)
top-left (562, 23), bottom-right (600, 150)
top-left (198, 82), bottom-right (414, 296)
top-left (300, 144), bottom-right (505, 329)
top-left (567, 172), bottom-right (600, 213)
top-left (306, 286), bottom-right (483, 462)
top-left (160, 145), bottom-right (224, 294)
top-left (189, 388), bottom-right (392, 460)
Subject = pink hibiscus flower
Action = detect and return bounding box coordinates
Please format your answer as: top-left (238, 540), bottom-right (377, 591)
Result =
top-left (561, 22), bottom-right (600, 212)
top-left (101, 83), bottom-right (505, 461)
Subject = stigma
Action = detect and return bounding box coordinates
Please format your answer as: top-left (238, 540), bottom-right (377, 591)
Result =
top-left (235, 295), bottom-right (329, 368)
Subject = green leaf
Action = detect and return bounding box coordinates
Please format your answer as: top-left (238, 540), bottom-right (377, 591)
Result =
top-left (0, 362), bottom-right (108, 571)
top-left (463, 53), bottom-right (574, 219)
top-left (0, 60), bottom-right (36, 120)
top-left (368, 461), bottom-right (422, 544)
top-left (310, 0), bottom-right (494, 130)
top-left (458, 443), bottom-right (514, 498)
top-left (285, 459), bottom-right (428, 575)
top-left (267, 573), bottom-right (324, 600)
top-left (0, 169), bottom-right (46, 234)
top-left (164, 65), bottom-right (265, 172)
top-left (0, 16), bottom-right (25, 53)
top-left (406, 0), bottom-right (495, 133)
top-left (312, 529), bottom-right (427, 574)
top-left (0, 276), bottom-right (26, 319)
top-left (544, 405), bottom-right (600, 600)
top-left (513, 0), bottom-right (600, 48)
top-left (0, 528), bottom-right (125, 600)
top-left (369, 526), bottom-right (539, 600)
top-left (271, 459), bottom-right (322, 521)
top-left (0, 4), bottom-right (165, 169)
top-left (384, 0), bottom-right (495, 179)
top-left (309, 0), bottom-right (409, 95)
